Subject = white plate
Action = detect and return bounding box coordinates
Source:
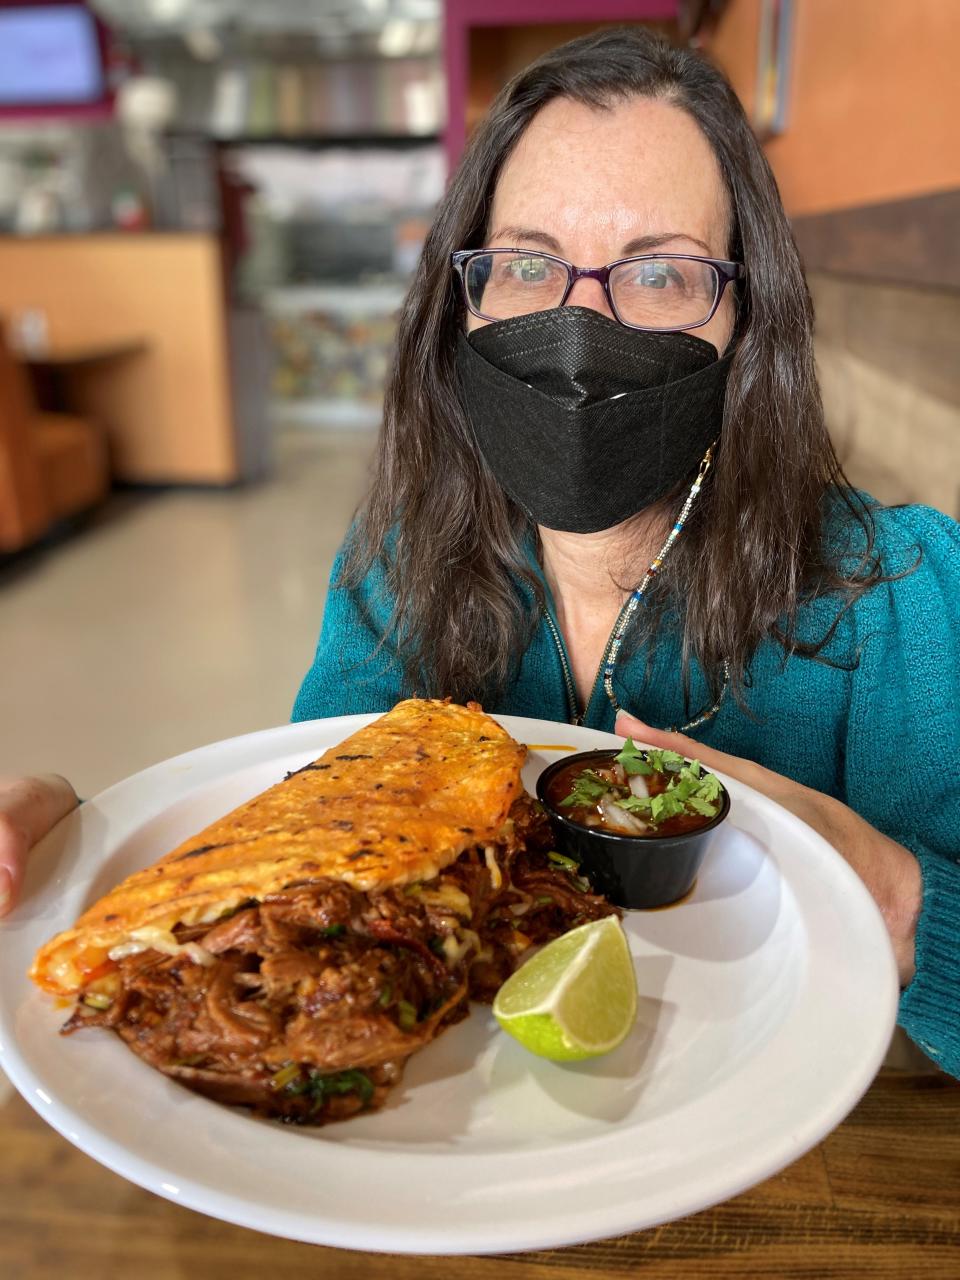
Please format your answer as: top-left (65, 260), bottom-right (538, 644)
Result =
top-left (0, 715), bottom-right (898, 1255)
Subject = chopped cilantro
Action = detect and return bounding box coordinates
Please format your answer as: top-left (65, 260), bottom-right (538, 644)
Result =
top-left (645, 748), bottom-right (686, 775)
top-left (616, 793), bottom-right (652, 814)
top-left (650, 791), bottom-right (686, 822)
top-left (559, 769), bottom-right (609, 808)
top-left (320, 923), bottom-right (345, 938)
top-left (286, 1068), bottom-right (375, 1111)
top-left (614, 738), bottom-right (654, 776)
top-left (397, 999), bottom-right (418, 1031)
top-left (695, 773), bottom-right (721, 802)
top-left (548, 850), bottom-right (580, 870)
top-left (687, 796), bottom-right (719, 817)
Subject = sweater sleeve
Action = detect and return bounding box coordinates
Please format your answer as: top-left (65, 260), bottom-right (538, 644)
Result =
top-left (843, 504), bottom-right (960, 1076)
top-left (291, 545), bottom-right (406, 722)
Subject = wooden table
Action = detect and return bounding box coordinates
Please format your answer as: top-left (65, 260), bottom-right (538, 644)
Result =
top-left (1, 1069), bottom-right (958, 1279)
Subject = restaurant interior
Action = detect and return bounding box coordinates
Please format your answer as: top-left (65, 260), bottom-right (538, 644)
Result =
top-left (1, 1), bottom-right (959, 1274)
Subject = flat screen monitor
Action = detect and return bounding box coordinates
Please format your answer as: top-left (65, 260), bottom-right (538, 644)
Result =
top-left (0, 4), bottom-right (106, 108)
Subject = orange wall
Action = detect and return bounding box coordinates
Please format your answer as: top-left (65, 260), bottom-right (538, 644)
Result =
top-left (0, 235), bottom-right (238, 483)
top-left (709, 0), bottom-right (960, 216)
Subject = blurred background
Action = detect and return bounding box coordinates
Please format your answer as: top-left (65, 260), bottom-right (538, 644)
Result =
top-left (1, 0), bottom-right (958, 799)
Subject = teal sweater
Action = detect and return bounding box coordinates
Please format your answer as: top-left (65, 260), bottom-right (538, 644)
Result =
top-left (293, 501), bottom-right (960, 1077)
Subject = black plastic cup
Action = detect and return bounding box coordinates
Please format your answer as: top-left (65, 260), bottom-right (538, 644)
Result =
top-left (536, 749), bottom-right (731, 910)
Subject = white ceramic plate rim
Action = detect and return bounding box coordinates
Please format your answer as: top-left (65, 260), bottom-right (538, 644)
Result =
top-left (0, 714), bottom-right (899, 1254)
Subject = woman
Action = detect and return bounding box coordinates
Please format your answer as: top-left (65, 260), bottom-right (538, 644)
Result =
top-left (3, 30), bottom-right (959, 1074)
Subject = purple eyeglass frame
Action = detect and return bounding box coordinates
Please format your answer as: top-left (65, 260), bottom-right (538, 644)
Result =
top-left (451, 247), bottom-right (745, 333)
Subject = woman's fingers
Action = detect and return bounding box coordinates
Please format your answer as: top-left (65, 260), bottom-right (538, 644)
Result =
top-left (613, 712), bottom-right (762, 786)
top-left (614, 713), bottom-right (802, 810)
top-left (0, 775), bottom-right (79, 917)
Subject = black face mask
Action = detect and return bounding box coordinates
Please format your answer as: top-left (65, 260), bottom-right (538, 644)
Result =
top-left (455, 306), bottom-right (731, 534)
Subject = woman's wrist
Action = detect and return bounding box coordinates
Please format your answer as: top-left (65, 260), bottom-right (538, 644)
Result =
top-left (842, 804), bottom-right (922, 987)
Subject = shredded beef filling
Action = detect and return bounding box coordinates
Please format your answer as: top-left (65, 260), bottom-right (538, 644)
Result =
top-left (64, 795), bottom-right (615, 1124)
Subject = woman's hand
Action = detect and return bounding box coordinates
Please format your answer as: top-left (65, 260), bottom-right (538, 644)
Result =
top-left (615, 714), bottom-right (923, 987)
top-left (0, 775), bottom-right (79, 918)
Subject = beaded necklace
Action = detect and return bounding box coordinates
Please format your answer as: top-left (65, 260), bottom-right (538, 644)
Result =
top-left (601, 444), bottom-right (730, 733)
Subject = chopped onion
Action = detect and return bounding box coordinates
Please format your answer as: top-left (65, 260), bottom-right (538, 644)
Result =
top-left (598, 795), bottom-right (650, 835)
top-left (442, 927), bottom-right (482, 966)
top-left (628, 773), bottom-right (650, 799)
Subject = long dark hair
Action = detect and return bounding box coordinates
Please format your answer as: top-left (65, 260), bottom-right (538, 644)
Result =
top-left (345, 26), bottom-right (881, 709)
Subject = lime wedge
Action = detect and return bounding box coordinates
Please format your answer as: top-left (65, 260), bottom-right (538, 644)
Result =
top-left (492, 917), bottom-right (637, 1061)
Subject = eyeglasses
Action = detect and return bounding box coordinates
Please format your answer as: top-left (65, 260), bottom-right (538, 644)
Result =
top-left (451, 248), bottom-right (744, 333)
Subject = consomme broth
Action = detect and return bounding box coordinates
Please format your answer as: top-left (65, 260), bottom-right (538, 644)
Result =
top-left (543, 751), bottom-right (720, 838)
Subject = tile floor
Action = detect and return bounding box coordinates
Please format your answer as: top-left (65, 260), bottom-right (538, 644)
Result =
top-left (2, 428), bottom-right (373, 798)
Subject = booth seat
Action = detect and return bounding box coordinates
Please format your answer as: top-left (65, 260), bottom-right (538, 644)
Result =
top-left (0, 328), bottom-right (109, 553)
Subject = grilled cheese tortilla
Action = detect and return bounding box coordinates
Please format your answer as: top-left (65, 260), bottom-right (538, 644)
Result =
top-left (32, 699), bottom-right (615, 1124)
top-left (32, 699), bottom-right (525, 995)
